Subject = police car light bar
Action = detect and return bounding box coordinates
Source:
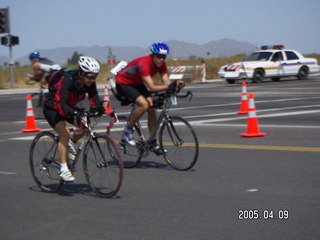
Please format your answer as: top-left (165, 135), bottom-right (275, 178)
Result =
top-left (261, 45), bottom-right (284, 50)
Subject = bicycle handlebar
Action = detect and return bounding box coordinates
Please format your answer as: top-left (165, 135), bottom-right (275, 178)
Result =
top-left (73, 109), bottom-right (116, 132)
top-left (176, 90), bottom-right (193, 101)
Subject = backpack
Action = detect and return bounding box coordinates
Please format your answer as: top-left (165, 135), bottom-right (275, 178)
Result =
top-left (44, 68), bottom-right (75, 108)
top-left (47, 68), bottom-right (75, 92)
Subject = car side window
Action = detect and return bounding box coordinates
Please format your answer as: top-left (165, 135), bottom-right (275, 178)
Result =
top-left (285, 51), bottom-right (299, 60)
top-left (271, 52), bottom-right (283, 61)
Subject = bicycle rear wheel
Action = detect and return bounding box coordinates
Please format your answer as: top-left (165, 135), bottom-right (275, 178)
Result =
top-left (29, 131), bottom-right (63, 192)
top-left (83, 134), bottom-right (124, 198)
top-left (107, 116), bottom-right (143, 168)
top-left (159, 116), bottom-right (199, 171)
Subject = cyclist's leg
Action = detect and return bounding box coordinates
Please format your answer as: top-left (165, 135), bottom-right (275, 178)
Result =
top-left (146, 96), bottom-right (156, 132)
top-left (69, 119), bottom-right (86, 143)
top-left (44, 106), bottom-right (75, 181)
top-left (107, 116), bottom-right (144, 168)
top-left (117, 84), bottom-right (150, 145)
top-left (129, 95), bottom-right (150, 126)
top-left (146, 97), bottom-right (164, 155)
top-left (54, 121), bottom-right (70, 172)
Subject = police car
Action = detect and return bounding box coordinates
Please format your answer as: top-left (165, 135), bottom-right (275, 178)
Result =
top-left (218, 45), bottom-right (320, 84)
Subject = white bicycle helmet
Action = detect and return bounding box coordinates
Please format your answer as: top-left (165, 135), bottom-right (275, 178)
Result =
top-left (78, 56), bottom-right (100, 73)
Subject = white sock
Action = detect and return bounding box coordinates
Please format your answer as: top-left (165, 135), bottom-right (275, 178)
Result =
top-left (60, 163), bottom-right (69, 172)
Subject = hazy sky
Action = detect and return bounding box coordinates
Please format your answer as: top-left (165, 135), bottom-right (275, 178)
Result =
top-left (1, 0), bottom-right (320, 58)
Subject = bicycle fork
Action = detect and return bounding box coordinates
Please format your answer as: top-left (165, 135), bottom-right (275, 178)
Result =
top-left (91, 136), bottom-right (109, 168)
top-left (164, 117), bottom-right (184, 146)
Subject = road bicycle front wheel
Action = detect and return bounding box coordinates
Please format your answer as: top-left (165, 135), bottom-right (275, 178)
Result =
top-left (107, 116), bottom-right (144, 168)
top-left (29, 131), bottom-right (63, 193)
top-left (159, 116), bottom-right (199, 171)
top-left (83, 134), bottom-right (124, 198)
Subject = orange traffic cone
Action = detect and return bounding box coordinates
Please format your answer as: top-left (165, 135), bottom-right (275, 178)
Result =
top-left (237, 82), bottom-right (249, 114)
top-left (240, 93), bottom-right (266, 137)
top-left (103, 85), bottom-right (113, 114)
top-left (22, 95), bottom-right (41, 133)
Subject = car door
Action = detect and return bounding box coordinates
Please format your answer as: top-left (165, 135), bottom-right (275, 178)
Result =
top-left (282, 51), bottom-right (300, 76)
top-left (269, 51), bottom-right (284, 77)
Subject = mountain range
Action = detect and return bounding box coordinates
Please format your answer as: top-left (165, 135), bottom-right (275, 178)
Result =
top-left (0, 38), bottom-right (258, 66)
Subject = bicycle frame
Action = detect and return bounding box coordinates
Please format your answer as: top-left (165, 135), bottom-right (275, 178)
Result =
top-left (126, 91), bottom-right (184, 152)
top-left (68, 119), bottom-right (103, 169)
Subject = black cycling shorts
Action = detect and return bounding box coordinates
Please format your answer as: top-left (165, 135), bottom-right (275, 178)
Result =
top-left (43, 104), bottom-right (74, 128)
top-left (116, 83), bottom-right (151, 102)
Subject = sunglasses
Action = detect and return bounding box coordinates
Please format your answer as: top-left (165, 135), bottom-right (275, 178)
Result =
top-left (85, 75), bottom-right (97, 80)
top-left (156, 54), bottom-right (167, 59)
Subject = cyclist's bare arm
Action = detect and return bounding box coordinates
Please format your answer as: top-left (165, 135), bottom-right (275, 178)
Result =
top-left (160, 72), bottom-right (170, 86)
top-left (143, 75), bottom-right (169, 92)
top-left (25, 62), bottom-right (45, 81)
top-left (31, 62), bottom-right (45, 81)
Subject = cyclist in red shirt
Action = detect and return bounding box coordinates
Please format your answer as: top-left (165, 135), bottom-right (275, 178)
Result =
top-left (44, 56), bottom-right (106, 182)
top-left (115, 42), bottom-right (184, 154)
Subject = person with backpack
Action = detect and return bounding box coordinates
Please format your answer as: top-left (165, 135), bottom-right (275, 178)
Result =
top-left (44, 56), bottom-right (106, 182)
top-left (25, 52), bottom-right (61, 93)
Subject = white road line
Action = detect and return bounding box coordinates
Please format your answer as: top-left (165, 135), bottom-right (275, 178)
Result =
top-left (9, 136), bottom-right (37, 140)
top-left (192, 123), bottom-right (320, 129)
top-left (170, 97), bottom-right (320, 112)
top-left (182, 104), bottom-right (320, 120)
top-left (0, 171), bottom-right (17, 175)
top-left (9, 129), bottom-right (108, 141)
top-left (188, 109), bottom-right (320, 125)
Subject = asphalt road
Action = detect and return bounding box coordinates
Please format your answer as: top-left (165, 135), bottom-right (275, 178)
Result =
top-left (1, 76), bottom-right (320, 240)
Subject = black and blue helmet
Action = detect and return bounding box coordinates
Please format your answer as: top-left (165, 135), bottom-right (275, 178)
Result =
top-left (150, 42), bottom-right (170, 55)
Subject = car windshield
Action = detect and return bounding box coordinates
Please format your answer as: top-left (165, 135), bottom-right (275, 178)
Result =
top-left (244, 52), bottom-right (273, 61)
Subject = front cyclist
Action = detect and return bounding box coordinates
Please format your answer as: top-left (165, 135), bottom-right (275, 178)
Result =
top-left (115, 42), bottom-right (184, 154)
top-left (44, 56), bottom-right (107, 182)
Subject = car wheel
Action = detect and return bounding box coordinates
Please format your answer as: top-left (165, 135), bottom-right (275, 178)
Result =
top-left (271, 77), bottom-right (280, 81)
top-left (252, 69), bottom-right (265, 83)
top-left (297, 66), bottom-right (309, 80)
top-left (226, 79), bottom-right (237, 84)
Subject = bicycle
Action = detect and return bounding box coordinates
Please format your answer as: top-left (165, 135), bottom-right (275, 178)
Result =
top-left (107, 81), bottom-right (199, 170)
top-left (29, 110), bottom-right (124, 198)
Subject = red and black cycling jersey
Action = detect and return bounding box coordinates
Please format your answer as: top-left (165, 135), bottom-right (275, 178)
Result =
top-left (115, 55), bottom-right (167, 85)
top-left (45, 69), bottom-right (101, 118)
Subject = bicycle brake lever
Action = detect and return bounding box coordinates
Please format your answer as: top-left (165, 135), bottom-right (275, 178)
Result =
top-left (105, 116), bottom-right (117, 129)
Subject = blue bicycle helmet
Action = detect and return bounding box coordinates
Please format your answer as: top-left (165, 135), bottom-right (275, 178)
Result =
top-left (150, 42), bottom-right (170, 55)
top-left (29, 51), bottom-right (40, 59)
